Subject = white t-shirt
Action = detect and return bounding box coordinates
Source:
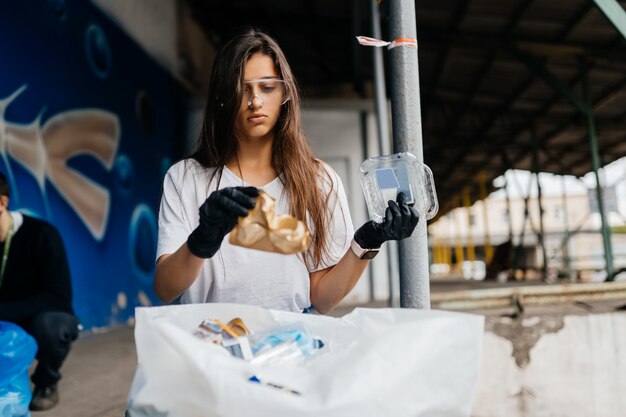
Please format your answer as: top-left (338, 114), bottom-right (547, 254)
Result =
top-left (156, 158), bottom-right (354, 312)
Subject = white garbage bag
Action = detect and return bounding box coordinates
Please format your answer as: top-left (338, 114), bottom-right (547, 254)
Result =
top-left (127, 303), bottom-right (484, 417)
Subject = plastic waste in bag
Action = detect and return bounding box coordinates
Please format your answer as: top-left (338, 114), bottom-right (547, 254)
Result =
top-left (0, 321), bottom-right (38, 417)
top-left (193, 317), bottom-right (323, 365)
top-left (128, 304), bottom-right (484, 417)
top-left (249, 322), bottom-right (318, 366)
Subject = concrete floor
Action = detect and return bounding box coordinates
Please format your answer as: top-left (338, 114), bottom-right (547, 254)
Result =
top-left (33, 326), bottom-right (137, 417)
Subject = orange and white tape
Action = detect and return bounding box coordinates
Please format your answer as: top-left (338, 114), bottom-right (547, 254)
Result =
top-left (356, 36), bottom-right (417, 50)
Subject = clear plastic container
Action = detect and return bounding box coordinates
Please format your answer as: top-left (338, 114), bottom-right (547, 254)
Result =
top-left (359, 152), bottom-right (438, 223)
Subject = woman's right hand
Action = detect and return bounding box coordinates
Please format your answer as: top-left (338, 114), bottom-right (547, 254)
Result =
top-left (186, 186), bottom-right (259, 258)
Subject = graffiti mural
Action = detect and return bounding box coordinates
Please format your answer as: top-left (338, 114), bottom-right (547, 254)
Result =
top-left (1, 85), bottom-right (120, 240)
top-left (1, 0), bottom-right (182, 328)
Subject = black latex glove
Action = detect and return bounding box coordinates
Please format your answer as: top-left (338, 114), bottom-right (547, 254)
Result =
top-left (354, 192), bottom-right (419, 249)
top-left (187, 186), bottom-right (259, 258)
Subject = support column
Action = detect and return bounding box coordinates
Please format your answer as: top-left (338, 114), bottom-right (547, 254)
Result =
top-left (388, 0), bottom-right (430, 308)
top-left (352, 0), bottom-right (376, 301)
top-left (369, 0), bottom-right (400, 307)
top-left (532, 127), bottom-right (548, 279)
top-left (582, 59), bottom-right (614, 280)
top-left (454, 200), bottom-right (465, 275)
top-left (560, 175), bottom-right (574, 281)
top-left (593, 0), bottom-right (626, 40)
top-left (504, 172), bottom-right (514, 244)
top-left (479, 172), bottom-right (493, 263)
top-left (463, 187), bottom-right (476, 265)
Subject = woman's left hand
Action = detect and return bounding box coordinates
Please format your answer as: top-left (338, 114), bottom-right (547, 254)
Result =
top-left (353, 192), bottom-right (419, 249)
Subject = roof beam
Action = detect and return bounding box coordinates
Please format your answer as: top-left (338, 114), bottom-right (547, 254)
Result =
top-left (422, 0), bottom-right (471, 121)
top-left (555, 3), bottom-right (594, 39)
top-left (417, 31), bottom-right (626, 63)
top-left (440, 0), bottom-right (535, 141)
top-left (433, 1), bottom-right (536, 187)
top-left (564, 142), bottom-right (614, 176)
top-left (511, 73), bottom-right (626, 167)
top-left (541, 116), bottom-right (626, 174)
top-left (455, 70), bottom-right (622, 183)
top-left (593, 0), bottom-right (626, 41)
top-left (435, 71), bottom-right (534, 186)
top-left (448, 68), bottom-right (587, 190)
top-left (439, 37), bottom-right (613, 204)
top-left (511, 48), bottom-right (589, 114)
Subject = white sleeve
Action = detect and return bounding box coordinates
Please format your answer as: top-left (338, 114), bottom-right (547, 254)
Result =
top-left (308, 164), bottom-right (354, 272)
top-left (156, 162), bottom-right (194, 262)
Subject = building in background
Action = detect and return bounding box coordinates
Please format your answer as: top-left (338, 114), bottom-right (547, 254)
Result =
top-left (429, 163), bottom-right (626, 281)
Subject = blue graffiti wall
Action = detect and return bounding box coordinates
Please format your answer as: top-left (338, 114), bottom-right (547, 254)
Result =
top-left (0, 0), bottom-right (182, 328)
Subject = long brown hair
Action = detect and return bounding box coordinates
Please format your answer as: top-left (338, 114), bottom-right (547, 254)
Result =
top-left (191, 28), bottom-right (333, 269)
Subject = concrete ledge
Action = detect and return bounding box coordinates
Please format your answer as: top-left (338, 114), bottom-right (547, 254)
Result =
top-left (474, 312), bottom-right (626, 417)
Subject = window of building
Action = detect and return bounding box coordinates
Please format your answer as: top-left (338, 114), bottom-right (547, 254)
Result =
top-left (555, 206), bottom-right (564, 221)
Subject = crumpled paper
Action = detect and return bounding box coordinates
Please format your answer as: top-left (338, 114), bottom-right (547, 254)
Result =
top-left (229, 191), bottom-right (311, 254)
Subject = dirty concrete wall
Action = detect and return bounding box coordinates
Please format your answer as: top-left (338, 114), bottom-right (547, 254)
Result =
top-left (473, 312), bottom-right (626, 417)
top-left (90, 0), bottom-right (214, 93)
top-left (90, 0), bottom-right (178, 76)
top-left (303, 106), bottom-right (393, 305)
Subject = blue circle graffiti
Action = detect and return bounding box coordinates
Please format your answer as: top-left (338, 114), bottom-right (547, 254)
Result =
top-left (160, 157), bottom-right (172, 178)
top-left (114, 154), bottom-right (134, 194)
top-left (129, 204), bottom-right (157, 285)
top-left (85, 24), bottom-right (112, 79)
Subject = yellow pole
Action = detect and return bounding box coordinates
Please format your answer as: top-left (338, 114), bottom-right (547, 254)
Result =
top-left (437, 242), bottom-right (443, 265)
top-left (479, 172), bottom-right (494, 263)
top-left (454, 200), bottom-right (465, 273)
top-left (444, 239), bottom-right (452, 265)
top-left (463, 187), bottom-right (476, 263)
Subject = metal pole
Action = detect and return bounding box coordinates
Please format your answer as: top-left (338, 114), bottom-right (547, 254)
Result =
top-left (503, 171), bottom-right (514, 281)
top-left (560, 175), bottom-right (574, 281)
top-left (353, 0), bottom-right (377, 301)
top-left (581, 59), bottom-right (614, 280)
top-left (504, 172), bottom-right (514, 244)
top-left (454, 200), bottom-right (465, 274)
top-left (499, 153), bottom-right (514, 244)
top-left (371, 0), bottom-right (390, 155)
top-left (479, 172), bottom-right (493, 263)
top-left (513, 172), bottom-right (534, 279)
top-left (388, 0), bottom-right (430, 308)
top-left (369, 0), bottom-right (399, 307)
top-left (532, 127), bottom-right (548, 279)
top-left (593, 0), bottom-right (626, 41)
top-left (444, 227), bottom-right (452, 265)
top-left (463, 187), bottom-right (476, 264)
top-left (358, 112), bottom-right (376, 301)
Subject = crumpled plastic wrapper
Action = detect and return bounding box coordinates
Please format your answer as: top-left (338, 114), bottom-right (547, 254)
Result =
top-left (229, 191), bottom-right (311, 254)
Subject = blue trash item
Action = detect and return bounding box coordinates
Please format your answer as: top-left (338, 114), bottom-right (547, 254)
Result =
top-left (0, 321), bottom-right (38, 417)
top-left (249, 322), bottom-right (319, 366)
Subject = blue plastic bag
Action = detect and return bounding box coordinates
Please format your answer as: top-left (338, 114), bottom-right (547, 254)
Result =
top-left (0, 321), bottom-right (38, 417)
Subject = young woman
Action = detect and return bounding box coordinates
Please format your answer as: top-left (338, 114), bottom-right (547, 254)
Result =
top-left (154, 29), bottom-right (418, 314)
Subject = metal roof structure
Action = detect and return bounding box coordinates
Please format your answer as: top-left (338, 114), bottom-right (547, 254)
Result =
top-left (185, 0), bottom-right (626, 216)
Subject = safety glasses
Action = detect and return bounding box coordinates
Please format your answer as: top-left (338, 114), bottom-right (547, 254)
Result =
top-left (243, 78), bottom-right (290, 107)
